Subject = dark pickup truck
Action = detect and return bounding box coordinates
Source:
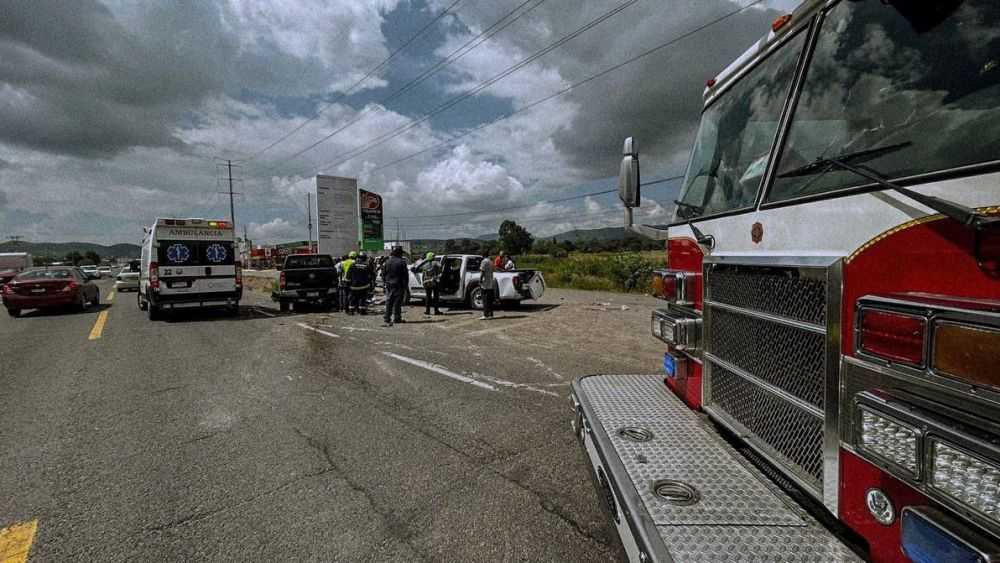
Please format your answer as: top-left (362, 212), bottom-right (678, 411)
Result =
top-left (272, 254), bottom-right (339, 312)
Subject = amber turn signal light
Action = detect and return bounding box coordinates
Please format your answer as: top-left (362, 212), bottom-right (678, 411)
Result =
top-left (933, 322), bottom-right (1000, 390)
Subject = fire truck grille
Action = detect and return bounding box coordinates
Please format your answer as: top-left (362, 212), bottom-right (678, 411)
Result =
top-left (709, 364), bottom-right (825, 483)
top-left (708, 308), bottom-right (826, 409)
top-left (704, 262), bottom-right (834, 496)
top-left (707, 267), bottom-right (827, 325)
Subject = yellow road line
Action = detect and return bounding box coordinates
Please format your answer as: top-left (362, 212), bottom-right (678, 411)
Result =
top-left (0, 520), bottom-right (38, 563)
top-left (89, 310), bottom-right (109, 340)
top-left (106, 291), bottom-right (116, 302)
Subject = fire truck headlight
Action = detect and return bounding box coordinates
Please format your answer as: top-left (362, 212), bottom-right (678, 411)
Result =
top-left (930, 441), bottom-right (1000, 523)
top-left (858, 408), bottom-right (920, 477)
top-left (651, 317), bottom-right (662, 338)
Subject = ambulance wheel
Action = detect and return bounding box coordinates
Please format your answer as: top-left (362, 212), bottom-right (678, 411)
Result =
top-left (147, 302), bottom-right (160, 321)
top-left (137, 292), bottom-right (148, 311)
top-left (279, 299), bottom-right (290, 313)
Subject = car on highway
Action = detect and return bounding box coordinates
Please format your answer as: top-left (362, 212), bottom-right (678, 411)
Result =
top-left (80, 265), bottom-right (100, 279)
top-left (407, 254), bottom-right (545, 310)
top-left (115, 266), bottom-right (140, 292)
top-left (1, 266), bottom-right (100, 318)
top-left (98, 266), bottom-right (112, 277)
top-left (272, 253), bottom-right (339, 312)
top-left (0, 269), bottom-right (18, 287)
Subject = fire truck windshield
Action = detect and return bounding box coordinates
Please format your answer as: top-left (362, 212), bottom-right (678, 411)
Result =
top-left (676, 30), bottom-right (807, 221)
top-left (769, 0), bottom-right (1000, 202)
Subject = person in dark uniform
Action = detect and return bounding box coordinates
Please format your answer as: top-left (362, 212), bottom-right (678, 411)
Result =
top-left (381, 246), bottom-right (409, 326)
top-left (422, 252), bottom-right (443, 316)
top-left (347, 253), bottom-right (371, 315)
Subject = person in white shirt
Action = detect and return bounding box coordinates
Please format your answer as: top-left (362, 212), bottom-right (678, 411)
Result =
top-left (503, 256), bottom-right (515, 271)
top-left (478, 252), bottom-right (494, 320)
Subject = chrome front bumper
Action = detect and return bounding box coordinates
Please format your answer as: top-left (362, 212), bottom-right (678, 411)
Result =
top-left (571, 375), bottom-right (861, 563)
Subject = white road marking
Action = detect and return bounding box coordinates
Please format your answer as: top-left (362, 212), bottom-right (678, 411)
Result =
top-left (384, 353), bottom-right (496, 391)
top-left (476, 375), bottom-right (560, 397)
top-left (254, 307), bottom-right (277, 317)
top-left (526, 356), bottom-right (564, 380)
top-left (296, 322), bottom-right (340, 338)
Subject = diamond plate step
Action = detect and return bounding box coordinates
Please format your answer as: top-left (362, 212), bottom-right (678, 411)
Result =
top-left (573, 374), bottom-right (861, 563)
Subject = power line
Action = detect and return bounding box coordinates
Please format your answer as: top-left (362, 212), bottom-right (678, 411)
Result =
top-left (300, 0), bottom-right (642, 175)
top-left (392, 174), bottom-right (682, 221)
top-left (245, 0), bottom-right (468, 162)
top-left (269, 0), bottom-right (762, 197)
top-left (265, 0), bottom-right (551, 169)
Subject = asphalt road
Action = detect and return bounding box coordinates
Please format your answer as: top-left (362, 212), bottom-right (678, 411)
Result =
top-left (0, 279), bottom-right (667, 562)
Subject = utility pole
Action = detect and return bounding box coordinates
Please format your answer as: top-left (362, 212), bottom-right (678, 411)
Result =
top-left (215, 158), bottom-right (243, 227)
top-left (6, 235), bottom-right (23, 250)
top-left (307, 194), bottom-right (313, 250)
top-left (227, 160), bottom-right (236, 227)
top-left (395, 218), bottom-right (400, 245)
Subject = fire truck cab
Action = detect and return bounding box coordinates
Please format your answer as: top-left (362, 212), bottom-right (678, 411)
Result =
top-left (573, 1), bottom-right (1000, 561)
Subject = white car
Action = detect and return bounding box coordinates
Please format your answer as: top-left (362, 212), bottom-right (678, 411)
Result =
top-left (115, 267), bottom-right (140, 292)
top-left (98, 266), bottom-right (112, 277)
top-left (80, 265), bottom-right (99, 279)
top-left (407, 254), bottom-right (544, 310)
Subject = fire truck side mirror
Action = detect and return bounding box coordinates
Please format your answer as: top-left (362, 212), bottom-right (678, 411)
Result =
top-left (619, 137), bottom-right (640, 208)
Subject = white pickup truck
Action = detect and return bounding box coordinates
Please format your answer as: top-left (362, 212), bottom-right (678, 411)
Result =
top-left (407, 254), bottom-right (545, 310)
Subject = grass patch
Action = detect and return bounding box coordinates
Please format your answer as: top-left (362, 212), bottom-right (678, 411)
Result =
top-left (518, 251), bottom-right (665, 293)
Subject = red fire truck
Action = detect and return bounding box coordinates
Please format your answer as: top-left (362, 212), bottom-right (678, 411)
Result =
top-left (573, 1), bottom-right (1000, 561)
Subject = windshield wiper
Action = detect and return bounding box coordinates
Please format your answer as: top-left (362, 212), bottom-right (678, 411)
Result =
top-left (780, 143), bottom-right (998, 232)
top-left (778, 142), bottom-right (913, 178)
top-left (674, 200), bottom-right (715, 249)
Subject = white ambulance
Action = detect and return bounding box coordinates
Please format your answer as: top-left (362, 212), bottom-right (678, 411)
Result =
top-left (138, 218), bottom-right (242, 320)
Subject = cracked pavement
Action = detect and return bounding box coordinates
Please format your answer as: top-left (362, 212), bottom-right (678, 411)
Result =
top-left (1, 280), bottom-right (667, 561)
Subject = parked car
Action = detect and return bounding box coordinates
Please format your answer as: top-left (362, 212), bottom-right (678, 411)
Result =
top-left (1, 267), bottom-right (100, 317)
top-left (115, 267), bottom-right (140, 292)
top-left (407, 254), bottom-right (545, 310)
top-left (98, 266), bottom-right (112, 277)
top-left (80, 265), bottom-right (100, 279)
top-left (272, 254), bottom-right (339, 312)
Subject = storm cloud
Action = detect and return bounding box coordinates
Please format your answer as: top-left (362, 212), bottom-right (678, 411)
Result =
top-left (0, 0), bottom-right (799, 243)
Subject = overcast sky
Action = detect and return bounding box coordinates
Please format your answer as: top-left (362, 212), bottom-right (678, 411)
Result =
top-left (0, 0), bottom-right (798, 245)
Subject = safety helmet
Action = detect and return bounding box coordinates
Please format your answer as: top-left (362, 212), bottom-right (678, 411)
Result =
top-left (426, 252), bottom-right (436, 260)
top-left (349, 251), bottom-right (357, 258)
top-left (358, 252), bottom-right (367, 259)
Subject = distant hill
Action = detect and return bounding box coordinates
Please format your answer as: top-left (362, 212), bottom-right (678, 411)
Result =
top-left (2, 225), bottom-right (661, 260)
top-left (545, 226), bottom-right (629, 243)
top-left (0, 241), bottom-right (141, 259)
top-left (406, 226), bottom-right (669, 253)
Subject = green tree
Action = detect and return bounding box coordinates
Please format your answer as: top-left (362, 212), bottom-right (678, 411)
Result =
top-left (498, 220), bottom-right (533, 255)
top-left (65, 251), bottom-right (83, 265)
top-left (84, 251), bottom-right (101, 265)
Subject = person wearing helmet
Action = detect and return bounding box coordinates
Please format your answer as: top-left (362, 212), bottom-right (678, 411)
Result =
top-left (339, 252), bottom-right (356, 312)
top-left (381, 246), bottom-right (409, 327)
top-left (346, 252), bottom-right (370, 315)
top-left (422, 252), bottom-right (442, 316)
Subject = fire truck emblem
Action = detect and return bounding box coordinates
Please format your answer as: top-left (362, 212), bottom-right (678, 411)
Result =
top-left (751, 221), bottom-right (764, 244)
